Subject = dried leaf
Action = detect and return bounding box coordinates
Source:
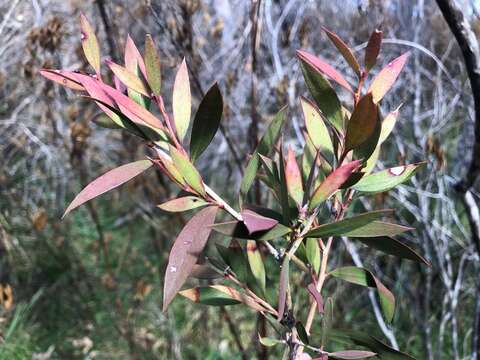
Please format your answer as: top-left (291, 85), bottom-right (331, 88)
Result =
top-left (172, 58), bottom-right (191, 142)
top-left (163, 206), bottom-right (218, 312)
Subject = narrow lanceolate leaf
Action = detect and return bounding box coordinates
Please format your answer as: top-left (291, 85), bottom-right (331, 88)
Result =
top-left (144, 34), bottom-right (162, 96)
top-left (179, 286), bottom-right (240, 306)
top-left (277, 256), bottom-right (290, 320)
top-left (352, 162), bottom-right (426, 193)
top-left (239, 107), bottom-right (287, 203)
top-left (368, 52), bottom-right (410, 103)
top-left (125, 35), bottom-right (147, 77)
top-left (190, 83), bottom-right (223, 162)
top-left (306, 238), bottom-right (321, 274)
top-left (285, 148), bottom-right (304, 206)
top-left (156, 151), bottom-right (186, 186)
top-left (297, 50), bottom-right (353, 93)
top-left (172, 58), bottom-right (191, 142)
top-left (331, 266), bottom-right (395, 323)
top-left (364, 29), bottom-right (383, 72)
top-left (246, 240), bottom-right (266, 293)
top-left (169, 146), bottom-right (206, 196)
top-left (328, 350), bottom-right (377, 359)
top-left (344, 221), bottom-right (413, 237)
top-left (298, 51), bottom-right (345, 131)
top-left (379, 105), bottom-right (402, 144)
top-left (106, 60), bottom-right (149, 96)
top-left (307, 283), bottom-right (324, 314)
top-left (321, 297), bottom-right (334, 347)
top-left (323, 27), bottom-right (361, 77)
top-left (163, 206), bottom-right (218, 312)
top-left (241, 209), bottom-right (279, 234)
top-left (301, 97), bottom-right (334, 160)
top-left (309, 160), bottom-right (361, 210)
top-left (259, 336), bottom-right (284, 347)
top-left (211, 221), bottom-right (291, 241)
top-left (63, 160), bottom-right (152, 218)
top-left (355, 237), bottom-right (430, 265)
top-left (79, 14), bottom-right (101, 74)
top-left (304, 209), bottom-right (394, 238)
top-left (157, 196), bottom-right (209, 212)
top-left (39, 69), bottom-right (85, 91)
top-left (345, 93), bottom-right (378, 151)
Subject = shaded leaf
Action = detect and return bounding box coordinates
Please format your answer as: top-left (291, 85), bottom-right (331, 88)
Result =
top-left (158, 196), bottom-right (209, 212)
top-left (169, 146), bottom-right (206, 196)
top-left (91, 113), bottom-right (122, 129)
top-left (163, 206), bottom-right (218, 311)
top-left (329, 350), bottom-right (377, 359)
top-left (355, 237), bottom-right (430, 265)
top-left (285, 147), bottom-right (304, 206)
top-left (190, 83), bottom-right (223, 162)
top-left (106, 60), bottom-right (149, 96)
top-left (345, 221), bottom-right (413, 237)
top-left (259, 336), bottom-right (284, 347)
top-left (307, 283), bottom-right (324, 314)
top-left (242, 209), bottom-right (279, 234)
top-left (330, 266), bottom-right (395, 323)
top-left (378, 105), bottom-right (402, 144)
top-left (321, 297), bottom-right (334, 347)
top-left (277, 256), bottom-right (290, 320)
top-left (80, 14), bottom-right (101, 74)
top-left (323, 27), bottom-right (361, 76)
top-left (296, 321), bottom-right (310, 345)
top-left (63, 160), bottom-right (152, 217)
top-left (345, 93), bottom-right (378, 151)
top-left (301, 97), bottom-right (334, 160)
top-left (309, 160), bottom-right (362, 210)
top-left (39, 69), bottom-right (85, 91)
top-left (304, 210), bottom-right (394, 238)
top-left (179, 286), bottom-right (240, 306)
top-left (172, 58), bottom-right (191, 142)
top-left (246, 240), bottom-right (266, 293)
top-left (144, 34), bottom-right (162, 96)
top-left (190, 264), bottom-right (222, 280)
top-left (365, 29), bottom-right (383, 72)
top-left (368, 53), bottom-right (410, 103)
top-left (306, 238), bottom-right (321, 274)
top-left (211, 221), bottom-right (291, 241)
top-left (352, 109), bottom-right (381, 163)
top-left (353, 162), bottom-right (426, 193)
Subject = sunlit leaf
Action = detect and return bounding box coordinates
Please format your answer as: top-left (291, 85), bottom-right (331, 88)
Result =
top-left (304, 210), bottom-right (394, 238)
top-left (91, 113), bottom-right (122, 129)
top-left (241, 209), bottom-right (279, 234)
top-left (190, 83), bottom-right (223, 162)
top-left (345, 93), bottom-right (378, 152)
top-left (144, 34), bottom-right (162, 96)
top-left (169, 146), bottom-right (206, 196)
top-left (306, 238), bottom-right (321, 274)
top-left (285, 147), bottom-right (304, 206)
top-left (39, 69), bottom-right (85, 91)
top-left (368, 53), bottom-right (410, 103)
top-left (125, 34), bottom-right (147, 78)
top-left (328, 350), bottom-right (377, 359)
top-left (378, 105), bottom-right (402, 144)
top-left (259, 336), bottom-right (284, 347)
top-left (277, 256), bottom-right (290, 320)
top-left (163, 206), bottom-right (218, 312)
top-left (352, 163), bottom-right (426, 193)
top-left (157, 196), bottom-right (209, 212)
top-left (309, 160), bottom-right (361, 210)
top-left (63, 160), bottom-right (152, 217)
top-left (106, 60), bottom-right (149, 96)
top-left (172, 58), bottom-right (191, 142)
top-left (80, 14), bottom-right (101, 74)
top-left (323, 27), bottom-right (361, 76)
top-left (301, 97), bottom-right (334, 160)
top-left (344, 221), bottom-right (413, 237)
top-left (330, 266), bottom-right (395, 323)
top-left (246, 240), bottom-right (266, 293)
top-left (364, 29), bottom-right (383, 72)
top-left (298, 51), bottom-right (344, 131)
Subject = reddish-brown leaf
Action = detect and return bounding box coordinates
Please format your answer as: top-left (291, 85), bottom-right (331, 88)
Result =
top-left (364, 29), bottom-right (383, 72)
top-left (163, 206), bottom-right (218, 312)
top-left (307, 283), bottom-right (324, 314)
top-left (241, 209), bottom-right (279, 234)
top-left (368, 52), bottom-right (410, 103)
top-left (345, 93), bottom-right (378, 151)
top-left (63, 160), bottom-right (153, 218)
top-left (323, 27), bottom-right (361, 77)
top-left (296, 50), bottom-right (353, 93)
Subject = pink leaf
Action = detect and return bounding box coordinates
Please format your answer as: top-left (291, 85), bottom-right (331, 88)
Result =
top-left (241, 209), bottom-right (279, 234)
top-left (368, 52), bottom-right (410, 103)
top-left (39, 69), bottom-right (85, 91)
top-left (125, 34), bottom-right (147, 78)
top-left (163, 206), bottom-right (218, 312)
top-left (63, 160), bottom-right (153, 218)
top-left (285, 147), bottom-right (304, 207)
top-left (296, 50), bottom-right (353, 93)
top-left (172, 58), bottom-right (191, 142)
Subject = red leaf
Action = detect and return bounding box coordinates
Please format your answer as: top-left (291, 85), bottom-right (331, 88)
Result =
top-left (285, 147), bottom-right (304, 206)
top-left (364, 29), bottom-right (383, 72)
top-left (323, 27), bottom-right (361, 76)
top-left (241, 209), bottom-right (279, 234)
top-left (296, 50), bottom-right (353, 93)
top-left (163, 206), bottom-right (218, 312)
top-left (345, 93), bottom-right (378, 151)
top-left (307, 283), bottom-right (324, 314)
top-left (368, 52), bottom-right (410, 103)
top-left (63, 160), bottom-right (152, 218)
top-left (309, 160), bottom-right (362, 210)
top-left (39, 69), bottom-right (85, 91)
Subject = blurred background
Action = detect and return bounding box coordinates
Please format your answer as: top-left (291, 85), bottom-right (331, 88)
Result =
top-left (1, 0), bottom-right (480, 358)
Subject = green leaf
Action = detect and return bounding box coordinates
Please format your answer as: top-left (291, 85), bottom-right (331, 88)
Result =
top-left (79, 14), bottom-right (101, 74)
top-left (259, 336), bottom-right (284, 347)
top-left (107, 60), bottom-right (149, 96)
top-left (285, 147), bottom-right (304, 206)
top-left (277, 256), bottom-right (290, 320)
top-left (379, 105), bottom-right (402, 144)
top-left (211, 221), bottom-right (291, 241)
top-left (169, 146), bottom-right (205, 196)
top-left (354, 237), bottom-right (430, 265)
top-left (179, 286), bottom-right (240, 306)
top-left (304, 210), bottom-right (394, 238)
top-left (323, 27), bottom-right (361, 77)
top-left (330, 266), bottom-right (395, 323)
top-left (190, 83), bottom-right (223, 162)
top-left (144, 34), bottom-right (162, 96)
top-left (91, 113), bottom-right (122, 129)
top-left (301, 97), bottom-right (334, 160)
top-left (344, 221), bottom-right (413, 237)
top-left (157, 196), bottom-right (209, 212)
top-left (353, 163), bottom-right (426, 194)
top-left (239, 107), bottom-right (287, 205)
top-left (306, 238), bottom-right (320, 274)
top-left (329, 350), bottom-right (377, 359)
top-left (329, 329), bottom-right (416, 359)
top-left (321, 297), bottom-right (334, 347)
top-left (246, 240), bottom-right (266, 294)
top-left (296, 322), bottom-right (309, 345)
top-left (345, 93), bottom-right (378, 152)
top-left (172, 58), bottom-right (191, 142)
top-left (298, 52), bottom-right (344, 131)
